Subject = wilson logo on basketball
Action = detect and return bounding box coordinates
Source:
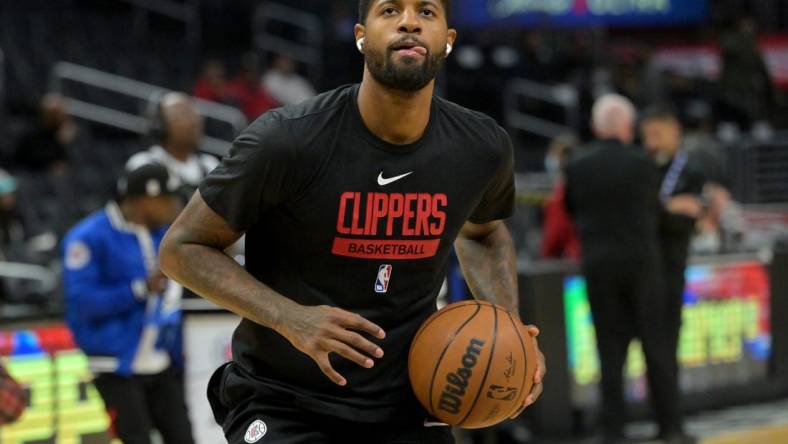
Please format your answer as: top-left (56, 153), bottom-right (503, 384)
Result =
top-left (438, 338), bottom-right (486, 414)
top-left (332, 192), bottom-right (448, 260)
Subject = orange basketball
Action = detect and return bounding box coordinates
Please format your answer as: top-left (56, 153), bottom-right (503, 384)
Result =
top-left (408, 300), bottom-right (537, 429)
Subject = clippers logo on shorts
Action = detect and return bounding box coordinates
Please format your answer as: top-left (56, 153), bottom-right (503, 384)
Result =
top-left (375, 264), bottom-right (393, 293)
top-left (244, 419), bottom-right (267, 443)
top-left (332, 192), bottom-right (448, 260)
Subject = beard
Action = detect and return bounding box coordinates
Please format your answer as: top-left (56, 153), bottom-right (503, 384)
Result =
top-left (365, 43), bottom-right (446, 92)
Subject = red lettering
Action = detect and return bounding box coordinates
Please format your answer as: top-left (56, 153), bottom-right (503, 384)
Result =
top-left (351, 192), bottom-right (363, 235)
top-left (431, 193), bottom-right (448, 235)
top-left (387, 194), bottom-right (405, 236)
top-left (364, 192), bottom-right (375, 236)
top-left (416, 194), bottom-right (433, 236)
top-left (337, 192), bottom-right (354, 234)
top-left (369, 193), bottom-right (388, 236)
top-left (402, 194), bottom-right (417, 236)
top-left (337, 191), bottom-right (448, 241)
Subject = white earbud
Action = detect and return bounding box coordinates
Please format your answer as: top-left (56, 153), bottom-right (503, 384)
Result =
top-left (446, 43), bottom-right (453, 56)
top-left (356, 37), bottom-right (365, 53)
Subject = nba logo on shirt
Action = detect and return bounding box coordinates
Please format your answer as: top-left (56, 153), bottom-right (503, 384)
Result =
top-left (375, 265), bottom-right (393, 294)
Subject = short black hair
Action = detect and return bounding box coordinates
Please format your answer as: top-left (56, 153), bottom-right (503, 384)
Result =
top-left (640, 103), bottom-right (680, 124)
top-left (358, 0), bottom-right (451, 24)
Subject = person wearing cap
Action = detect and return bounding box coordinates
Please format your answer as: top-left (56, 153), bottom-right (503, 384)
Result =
top-left (62, 163), bottom-right (194, 444)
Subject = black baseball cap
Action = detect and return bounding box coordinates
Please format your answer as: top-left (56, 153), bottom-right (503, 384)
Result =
top-left (117, 163), bottom-right (181, 199)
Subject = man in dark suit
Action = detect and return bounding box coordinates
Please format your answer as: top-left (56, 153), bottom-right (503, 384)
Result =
top-left (641, 104), bottom-right (707, 383)
top-left (565, 95), bottom-right (688, 443)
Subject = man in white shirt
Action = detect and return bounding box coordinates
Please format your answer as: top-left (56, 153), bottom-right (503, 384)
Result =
top-left (262, 55), bottom-right (317, 106)
top-left (127, 93), bottom-right (230, 313)
top-left (127, 92), bottom-right (219, 193)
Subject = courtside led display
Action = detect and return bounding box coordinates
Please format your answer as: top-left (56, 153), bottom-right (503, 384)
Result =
top-left (565, 260), bottom-right (771, 407)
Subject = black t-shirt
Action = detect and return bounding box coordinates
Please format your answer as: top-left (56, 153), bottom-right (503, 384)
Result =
top-left (199, 84), bottom-right (515, 422)
top-left (657, 154), bottom-right (706, 270)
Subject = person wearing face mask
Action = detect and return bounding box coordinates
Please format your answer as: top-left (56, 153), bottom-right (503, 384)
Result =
top-left (541, 134), bottom-right (580, 259)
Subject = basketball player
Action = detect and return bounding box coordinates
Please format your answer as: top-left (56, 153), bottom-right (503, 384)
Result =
top-left (159, 1), bottom-right (545, 442)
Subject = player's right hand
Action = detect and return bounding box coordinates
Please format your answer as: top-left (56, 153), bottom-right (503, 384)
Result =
top-left (279, 305), bottom-right (386, 386)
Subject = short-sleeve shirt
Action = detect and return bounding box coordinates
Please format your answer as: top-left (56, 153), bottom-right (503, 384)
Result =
top-left (199, 84), bottom-right (515, 422)
top-left (126, 145), bottom-right (219, 187)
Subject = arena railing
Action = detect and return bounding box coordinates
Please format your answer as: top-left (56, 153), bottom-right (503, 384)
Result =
top-left (116, 0), bottom-right (201, 76)
top-left (503, 78), bottom-right (580, 140)
top-left (0, 261), bottom-right (58, 299)
top-left (49, 61), bottom-right (247, 157)
top-left (117, 0), bottom-right (198, 24)
top-left (253, 1), bottom-right (324, 86)
top-left (729, 137), bottom-right (788, 204)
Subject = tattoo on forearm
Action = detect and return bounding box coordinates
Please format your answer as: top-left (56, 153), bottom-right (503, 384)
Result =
top-left (454, 224), bottom-right (519, 314)
top-left (162, 226), bottom-right (292, 331)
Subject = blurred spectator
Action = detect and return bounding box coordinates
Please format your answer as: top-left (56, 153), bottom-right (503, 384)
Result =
top-left (230, 52), bottom-right (279, 120)
top-left (0, 362), bottom-right (26, 425)
top-left (566, 95), bottom-right (687, 443)
top-left (640, 104), bottom-right (706, 402)
top-left (127, 92), bottom-right (219, 198)
top-left (14, 93), bottom-right (75, 174)
top-left (718, 17), bottom-right (774, 128)
top-left (193, 59), bottom-right (236, 106)
top-left (541, 134), bottom-right (580, 260)
top-left (62, 163), bottom-right (193, 444)
top-left (128, 93), bottom-right (243, 284)
top-left (262, 55), bottom-right (317, 106)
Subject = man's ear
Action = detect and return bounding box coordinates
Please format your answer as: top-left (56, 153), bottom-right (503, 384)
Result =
top-left (447, 28), bottom-right (458, 48)
top-left (354, 24), bottom-right (366, 44)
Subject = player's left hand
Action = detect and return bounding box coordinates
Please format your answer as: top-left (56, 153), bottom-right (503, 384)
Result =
top-left (510, 325), bottom-right (545, 418)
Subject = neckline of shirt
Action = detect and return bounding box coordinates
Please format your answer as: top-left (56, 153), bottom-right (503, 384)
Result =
top-left (150, 145), bottom-right (201, 166)
top-left (349, 84), bottom-right (436, 155)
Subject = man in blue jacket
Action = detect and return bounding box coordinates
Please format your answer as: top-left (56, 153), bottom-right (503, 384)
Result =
top-left (63, 163), bottom-right (194, 444)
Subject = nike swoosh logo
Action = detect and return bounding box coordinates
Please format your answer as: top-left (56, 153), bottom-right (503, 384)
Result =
top-left (377, 171), bottom-right (414, 186)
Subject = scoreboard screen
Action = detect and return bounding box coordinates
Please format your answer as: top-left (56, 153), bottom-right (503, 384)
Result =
top-left (0, 325), bottom-right (115, 444)
top-left (453, 0), bottom-right (709, 28)
top-left (564, 260), bottom-right (771, 407)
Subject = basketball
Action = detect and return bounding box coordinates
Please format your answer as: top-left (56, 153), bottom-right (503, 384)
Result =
top-left (408, 300), bottom-right (537, 429)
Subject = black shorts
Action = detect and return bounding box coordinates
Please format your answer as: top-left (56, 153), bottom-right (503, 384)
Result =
top-left (94, 366), bottom-right (194, 444)
top-left (208, 362), bottom-right (454, 444)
